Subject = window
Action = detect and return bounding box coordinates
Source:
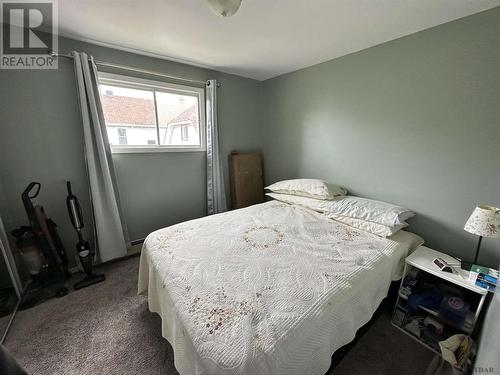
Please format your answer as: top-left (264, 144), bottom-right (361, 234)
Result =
top-left (181, 124), bottom-right (189, 141)
top-left (98, 73), bottom-right (205, 153)
top-left (117, 128), bottom-right (128, 145)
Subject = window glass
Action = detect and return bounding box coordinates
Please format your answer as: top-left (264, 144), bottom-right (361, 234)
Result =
top-left (101, 84), bottom-right (157, 146)
top-left (156, 91), bottom-right (200, 146)
top-left (99, 74), bottom-right (205, 152)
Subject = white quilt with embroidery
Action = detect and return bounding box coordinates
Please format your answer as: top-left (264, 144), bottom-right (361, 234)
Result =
top-left (138, 201), bottom-right (420, 375)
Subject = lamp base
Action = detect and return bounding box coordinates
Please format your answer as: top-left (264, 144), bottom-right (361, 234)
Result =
top-left (460, 236), bottom-right (483, 271)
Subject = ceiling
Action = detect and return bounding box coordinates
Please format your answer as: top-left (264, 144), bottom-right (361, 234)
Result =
top-left (58, 0), bottom-right (500, 81)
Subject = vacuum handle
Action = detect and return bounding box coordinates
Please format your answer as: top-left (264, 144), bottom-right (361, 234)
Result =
top-left (21, 182), bottom-right (41, 228)
top-left (66, 181), bottom-right (84, 231)
top-left (66, 181), bottom-right (73, 196)
top-left (22, 182), bottom-right (41, 200)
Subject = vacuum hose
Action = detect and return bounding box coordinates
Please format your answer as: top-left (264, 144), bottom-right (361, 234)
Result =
top-left (66, 181), bottom-right (83, 232)
top-left (66, 181), bottom-right (105, 289)
top-left (66, 182), bottom-right (92, 272)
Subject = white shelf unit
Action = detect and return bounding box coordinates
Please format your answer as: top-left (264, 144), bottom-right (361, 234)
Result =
top-left (392, 246), bottom-right (488, 356)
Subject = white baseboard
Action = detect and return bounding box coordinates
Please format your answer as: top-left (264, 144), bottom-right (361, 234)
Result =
top-left (127, 242), bottom-right (143, 255)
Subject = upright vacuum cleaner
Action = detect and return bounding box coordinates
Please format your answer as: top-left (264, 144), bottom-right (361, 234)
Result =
top-left (66, 181), bottom-right (105, 290)
top-left (12, 182), bottom-right (69, 305)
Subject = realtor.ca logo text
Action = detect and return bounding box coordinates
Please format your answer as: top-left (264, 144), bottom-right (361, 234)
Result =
top-left (1, 0), bottom-right (58, 69)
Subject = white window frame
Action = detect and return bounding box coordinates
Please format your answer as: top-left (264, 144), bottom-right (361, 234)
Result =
top-left (98, 72), bottom-right (206, 153)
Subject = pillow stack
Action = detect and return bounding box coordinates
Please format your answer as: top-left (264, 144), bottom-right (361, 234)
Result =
top-left (266, 178), bottom-right (347, 200)
top-left (266, 178), bottom-right (414, 237)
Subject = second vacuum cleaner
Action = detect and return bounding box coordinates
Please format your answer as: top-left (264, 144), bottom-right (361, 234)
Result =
top-left (66, 181), bottom-right (105, 290)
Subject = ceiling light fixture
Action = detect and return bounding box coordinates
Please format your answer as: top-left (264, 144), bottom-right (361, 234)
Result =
top-left (205, 0), bottom-right (242, 17)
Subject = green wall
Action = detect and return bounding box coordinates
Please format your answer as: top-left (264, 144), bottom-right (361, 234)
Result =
top-left (261, 7), bottom-right (500, 267)
top-left (0, 35), bottom-right (262, 265)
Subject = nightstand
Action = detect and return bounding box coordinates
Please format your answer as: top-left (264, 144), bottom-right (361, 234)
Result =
top-left (391, 246), bottom-right (488, 356)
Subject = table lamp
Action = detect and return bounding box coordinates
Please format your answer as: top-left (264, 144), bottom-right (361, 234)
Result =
top-left (463, 205), bottom-right (500, 267)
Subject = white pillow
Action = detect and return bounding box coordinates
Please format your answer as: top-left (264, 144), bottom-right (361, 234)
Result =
top-left (266, 193), bottom-right (327, 211)
top-left (265, 179), bottom-right (347, 200)
top-left (326, 213), bottom-right (407, 237)
top-left (324, 196), bottom-right (414, 227)
top-left (267, 193), bottom-right (414, 228)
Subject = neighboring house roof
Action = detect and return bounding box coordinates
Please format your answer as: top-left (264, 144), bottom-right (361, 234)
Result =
top-left (164, 105), bottom-right (198, 130)
top-left (101, 94), bottom-right (198, 128)
top-left (102, 94), bottom-right (155, 126)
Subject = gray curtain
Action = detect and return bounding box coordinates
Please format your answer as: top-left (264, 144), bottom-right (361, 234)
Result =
top-left (72, 52), bottom-right (128, 262)
top-left (206, 80), bottom-right (227, 215)
top-left (0, 214), bottom-right (22, 298)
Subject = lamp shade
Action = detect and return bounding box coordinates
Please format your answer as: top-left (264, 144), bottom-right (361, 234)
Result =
top-left (464, 205), bottom-right (500, 238)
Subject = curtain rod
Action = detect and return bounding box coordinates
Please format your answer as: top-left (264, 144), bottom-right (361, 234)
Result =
top-left (49, 51), bottom-right (216, 87)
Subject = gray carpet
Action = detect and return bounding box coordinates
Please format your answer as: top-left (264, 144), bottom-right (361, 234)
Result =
top-left (5, 256), bottom-right (433, 375)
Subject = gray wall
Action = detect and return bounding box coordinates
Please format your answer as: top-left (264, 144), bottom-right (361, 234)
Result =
top-left (261, 8), bottom-right (500, 267)
top-left (0, 35), bottom-right (262, 265)
top-left (1, 8), bottom-right (499, 270)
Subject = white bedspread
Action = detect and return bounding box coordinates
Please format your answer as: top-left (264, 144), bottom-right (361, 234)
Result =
top-left (138, 201), bottom-right (422, 375)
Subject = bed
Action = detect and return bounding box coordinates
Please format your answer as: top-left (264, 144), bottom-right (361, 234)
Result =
top-left (138, 200), bottom-right (423, 375)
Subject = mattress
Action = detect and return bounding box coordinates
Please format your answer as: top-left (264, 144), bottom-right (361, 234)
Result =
top-left (138, 201), bottom-right (423, 375)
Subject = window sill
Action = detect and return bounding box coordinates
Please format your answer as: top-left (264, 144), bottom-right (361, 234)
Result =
top-left (111, 146), bottom-right (206, 154)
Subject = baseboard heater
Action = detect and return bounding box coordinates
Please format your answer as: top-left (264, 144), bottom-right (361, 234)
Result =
top-left (130, 239), bottom-right (145, 246)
